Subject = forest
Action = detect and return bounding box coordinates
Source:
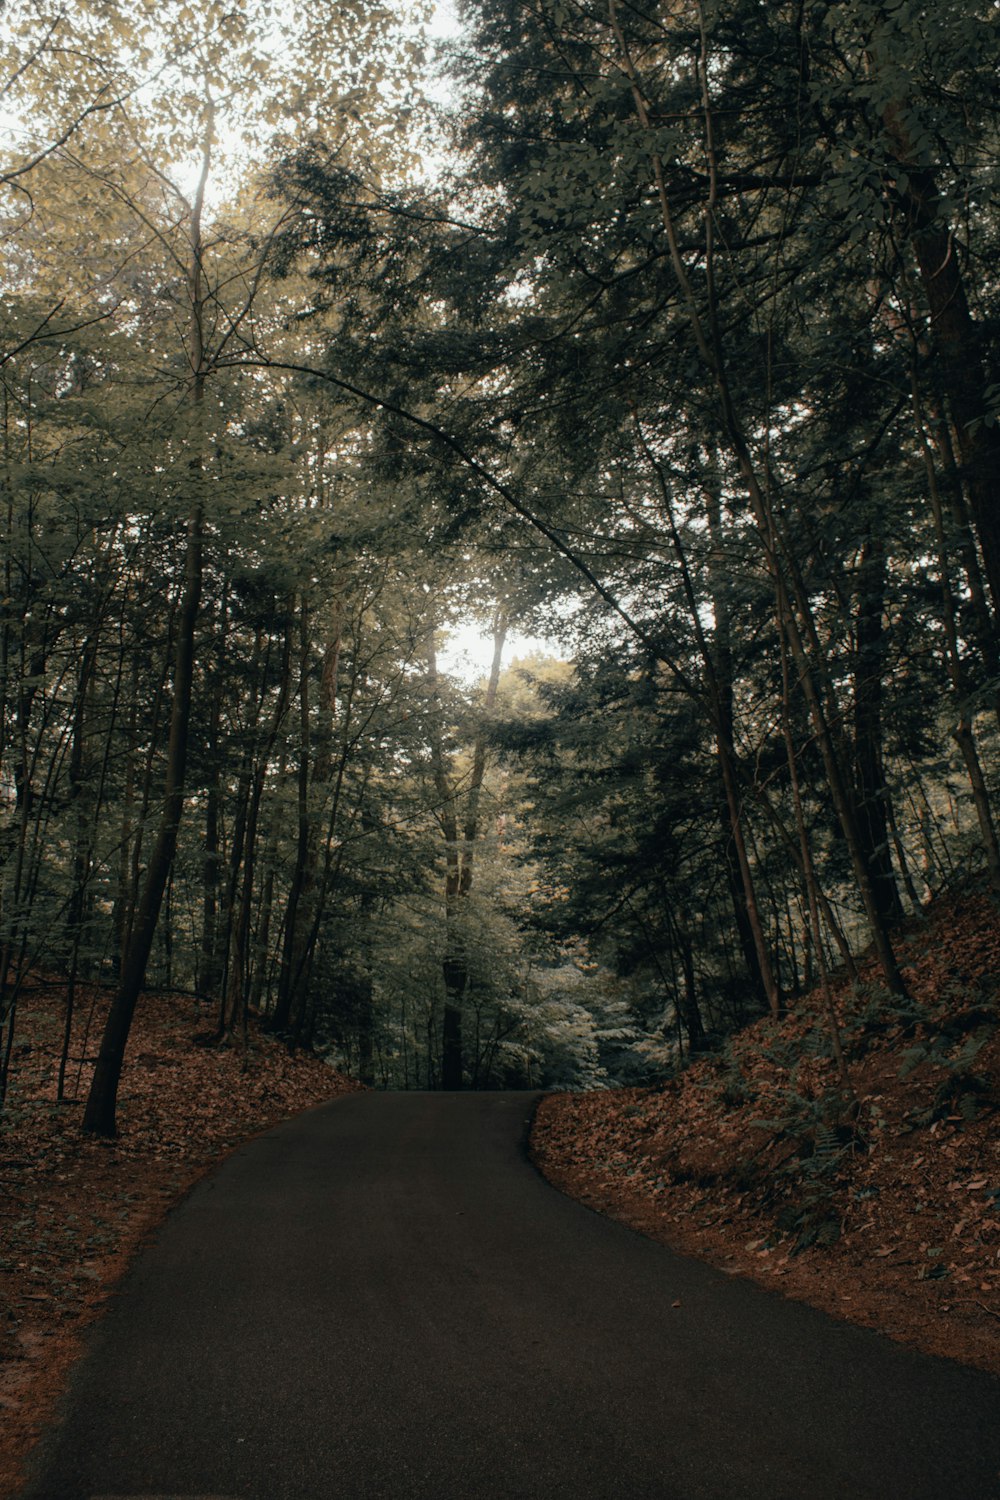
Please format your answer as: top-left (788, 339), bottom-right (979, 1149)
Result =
top-left (1, 0), bottom-right (999, 1140)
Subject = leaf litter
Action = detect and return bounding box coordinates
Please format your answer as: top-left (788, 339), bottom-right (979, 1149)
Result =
top-left (0, 987), bottom-right (361, 1497)
top-left (531, 888), bottom-right (1000, 1378)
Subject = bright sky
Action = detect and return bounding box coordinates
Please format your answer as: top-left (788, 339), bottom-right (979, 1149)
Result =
top-left (439, 621), bottom-right (561, 685)
top-left (429, 1), bottom-right (461, 40)
top-left (1, 0), bottom-right (463, 198)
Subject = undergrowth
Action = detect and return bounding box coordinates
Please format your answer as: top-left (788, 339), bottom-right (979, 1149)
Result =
top-left (700, 960), bottom-right (1000, 1251)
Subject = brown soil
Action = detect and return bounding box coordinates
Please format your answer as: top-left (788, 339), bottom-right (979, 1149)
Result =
top-left (530, 889), bottom-right (1000, 1379)
top-left (0, 985), bottom-right (361, 1499)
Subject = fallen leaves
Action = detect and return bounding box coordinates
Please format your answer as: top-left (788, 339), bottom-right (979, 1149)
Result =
top-left (0, 985), bottom-right (361, 1497)
top-left (531, 887), bottom-right (1000, 1380)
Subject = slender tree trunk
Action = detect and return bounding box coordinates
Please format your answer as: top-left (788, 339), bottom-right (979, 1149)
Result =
top-left (674, 911), bottom-right (706, 1051)
top-left (779, 620), bottom-right (853, 1095)
top-left (922, 386), bottom-right (1000, 718)
top-left (199, 602), bottom-right (225, 998)
top-left (82, 504), bottom-right (204, 1135)
top-left (853, 534), bottom-right (904, 925)
top-left (249, 766), bottom-right (284, 1017)
top-left (273, 600), bottom-right (314, 1033)
top-left (223, 625), bottom-right (294, 1038)
top-left (356, 960), bottom-right (376, 1087)
top-left (122, 606), bottom-right (174, 966)
top-left (59, 639), bottom-right (98, 1100)
top-left (429, 611), bottom-right (508, 1089)
top-left (637, 426), bottom-right (781, 1016)
top-left (274, 599), bottom-right (343, 1040)
top-left (111, 652), bottom-right (140, 979)
top-left (0, 605), bottom-right (43, 1033)
top-left (82, 101), bottom-right (214, 1136)
top-left (911, 372), bottom-right (1000, 893)
top-left (701, 468), bottom-right (778, 1014)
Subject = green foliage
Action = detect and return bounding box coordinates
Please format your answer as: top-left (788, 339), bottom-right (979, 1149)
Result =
top-left (716, 1042), bottom-right (755, 1108)
top-left (4, 0), bottom-right (1000, 1116)
top-left (898, 1023), bottom-right (997, 1126)
top-left (751, 1085), bottom-right (857, 1251)
top-left (841, 984), bottom-right (931, 1059)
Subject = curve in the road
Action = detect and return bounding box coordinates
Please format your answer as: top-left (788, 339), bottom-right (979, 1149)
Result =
top-left (25, 1091), bottom-right (1000, 1500)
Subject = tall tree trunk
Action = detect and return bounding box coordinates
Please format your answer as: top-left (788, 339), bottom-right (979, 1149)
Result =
top-left (222, 624), bottom-right (294, 1038)
top-left (275, 599), bottom-right (343, 1042)
top-left (111, 652), bottom-right (141, 979)
top-left (611, 4), bottom-right (908, 993)
top-left (249, 743), bottom-right (287, 1019)
top-left (638, 426), bottom-right (781, 1016)
top-left (272, 599), bottom-right (313, 1035)
top-left (673, 909), bottom-right (706, 1052)
top-left (58, 638), bottom-right (98, 1100)
top-left (198, 592), bottom-right (226, 999)
top-left (853, 534), bottom-right (904, 925)
top-left (82, 504), bottom-right (204, 1135)
top-left (778, 620), bottom-right (853, 1094)
top-left (911, 372), bottom-right (1000, 893)
top-left (356, 960), bottom-right (376, 1087)
top-left (701, 460), bottom-right (776, 1012)
top-left (429, 611), bottom-right (508, 1089)
top-left (884, 105), bottom-right (1000, 623)
top-left (82, 100), bottom-right (213, 1136)
top-left (428, 626), bottom-right (463, 1090)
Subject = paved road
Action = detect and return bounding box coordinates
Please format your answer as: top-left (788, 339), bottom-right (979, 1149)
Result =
top-left (25, 1092), bottom-right (1000, 1499)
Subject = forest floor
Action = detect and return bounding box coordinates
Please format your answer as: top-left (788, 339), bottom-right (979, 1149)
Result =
top-left (3, 892), bottom-right (1000, 1497)
top-left (531, 886), bottom-right (1000, 1379)
top-left (0, 986), bottom-right (361, 1498)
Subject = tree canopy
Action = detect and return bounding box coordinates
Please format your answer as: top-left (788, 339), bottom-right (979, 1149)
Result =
top-left (1, 0), bottom-right (998, 1132)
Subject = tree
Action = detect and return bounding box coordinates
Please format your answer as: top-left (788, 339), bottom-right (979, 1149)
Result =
top-left (2, 0), bottom-right (438, 1129)
top-left (432, 0), bottom-right (998, 978)
top-left (4, 0), bottom-right (1000, 1123)
top-left (425, 608), bottom-right (508, 1087)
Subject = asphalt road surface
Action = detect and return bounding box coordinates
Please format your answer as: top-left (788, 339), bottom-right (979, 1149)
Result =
top-left (25, 1091), bottom-right (1000, 1499)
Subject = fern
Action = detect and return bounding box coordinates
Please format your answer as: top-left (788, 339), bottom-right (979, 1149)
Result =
top-left (813, 1123), bottom-right (841, 1160)
top-left (897, 1020), bottom-right (996, 1125)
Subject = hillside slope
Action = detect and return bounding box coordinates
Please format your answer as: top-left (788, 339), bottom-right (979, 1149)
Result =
top-left (0, 987), bottom-right (360, 1497)
top-left (531, 888), bottom-right (1000, 1377)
